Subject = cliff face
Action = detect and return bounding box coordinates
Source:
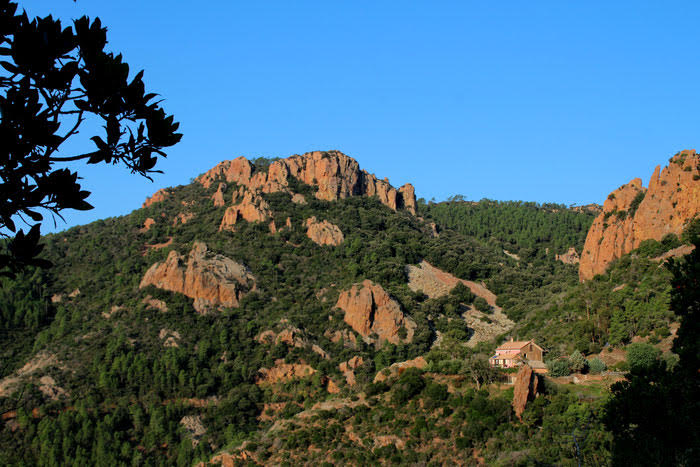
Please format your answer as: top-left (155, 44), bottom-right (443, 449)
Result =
top-left (336, 280), bottom-right (416, 344)
top-left (579, 150), bottom-right (700, 280)
top-left (139, 242), bottom-right (256, 313)
top-left (197, 150), bottom-right (417, 215)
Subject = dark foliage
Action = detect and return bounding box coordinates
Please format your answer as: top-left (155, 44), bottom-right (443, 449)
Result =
top-left (605, 240), bottom-right (700, 466)
top-left (0, 0), bottom-right (181, 277)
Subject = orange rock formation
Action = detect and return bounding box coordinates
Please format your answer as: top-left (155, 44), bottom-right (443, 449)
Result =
top-left (512, 364), bottom-right (539, 420)
top-left (142, 188), bottom-right (170, 208)
top-left (373, 356), bottom-right (428, 383)
top-left (305, 216), bottom-right (344, 246)
top-left (336, 280), bottom-right (416, 344)
top-left (139, 241), bottom-right (255, 313)
top-left (219, 190), bottom-right (271, 231)
top-left (255, 359), bottom-right (316, 385)
top-left (339, 356), bottom-right (364, 386)
top-left (555, 247), bottom-right (580, 265)
top-left (579, 150), bottom-right (700, 280)
top-left (196, 150), bottom-right (416, 214)
top-left (211, 183), bottom-right (226, 207)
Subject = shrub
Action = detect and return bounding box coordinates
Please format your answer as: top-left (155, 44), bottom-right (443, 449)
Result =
top-left (391, 368), bottom-right (425, 404)
top-left (587, 358), bottom-right (607, 374)
top-left (473, 297), bottom-right (492, 314)
top-left (628, 191), bottom-right (646, 217)
top-left (568, 351), bottom-right (588, 373)
top-left (547, 359), bottom-right (571, 377)
top-left (425, 382), bottom-right (449, 402)
top-left (626, 342), bottom-right (661, 373)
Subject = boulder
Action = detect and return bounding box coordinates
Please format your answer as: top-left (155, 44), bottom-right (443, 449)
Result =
top-left (555, 247), bottom-right (580, 265)
top-left (139, 217), bottom-right (156, 232)
top-left (512, 364), bottom-right (539, 420)
top-left (406, 260), bottom-right (499, 309)
top-left (291, 193), bottom-right (307, 204)
top-left (336, 280), bottom-right (415, 344)
top-left (305, 216), bottom-right (344, 246)
top-left (139, 241), bottom-right (255, 313)
top-left (256, 359), bottom-right (316, 385)
top-left (373, 356), bottom-right (428, 383)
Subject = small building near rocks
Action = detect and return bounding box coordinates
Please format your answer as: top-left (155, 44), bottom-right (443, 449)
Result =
top-left (489, 339), bottom-right (544, 369)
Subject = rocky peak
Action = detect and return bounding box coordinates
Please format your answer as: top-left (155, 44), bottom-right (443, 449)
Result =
top-left (336, 280), bottom-right (416, 344)
top-left (139, 241), bottom-right (255, 313)
top-left (579, 150), bottom-right (700, 280)
top-left (196, 150), bottom-right (417, 214)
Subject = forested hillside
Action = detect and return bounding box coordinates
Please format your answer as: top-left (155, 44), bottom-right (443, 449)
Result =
top-left (422, 199), bottom-right (598, 260)
top-left (0, 152), bottom-right (694, 465)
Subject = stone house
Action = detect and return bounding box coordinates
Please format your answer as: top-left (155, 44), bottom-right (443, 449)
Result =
top-left (489, 339), bottom-right (544, 369)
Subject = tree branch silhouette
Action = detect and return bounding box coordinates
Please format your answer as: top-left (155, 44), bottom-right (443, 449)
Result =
top-left (0, 0), bottom-right (182, 277)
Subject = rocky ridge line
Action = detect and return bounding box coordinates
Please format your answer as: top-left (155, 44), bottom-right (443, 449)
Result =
top-left (196, 150), bottom-right (417, 214)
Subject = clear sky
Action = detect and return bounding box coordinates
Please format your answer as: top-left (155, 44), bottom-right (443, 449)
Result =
top-left (26, 1), bottom-right (700, 233)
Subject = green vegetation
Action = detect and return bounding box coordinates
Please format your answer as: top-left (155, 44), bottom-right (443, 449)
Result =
top-left (0, 167), bottom-right (693, 465)
top-left (605, 240), bottom-right (699, 465)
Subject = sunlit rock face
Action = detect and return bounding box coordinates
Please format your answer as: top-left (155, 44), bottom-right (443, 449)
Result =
top-left (580, 150), bottom-right (700, 280)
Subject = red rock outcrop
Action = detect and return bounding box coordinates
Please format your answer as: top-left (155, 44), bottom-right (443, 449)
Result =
top-left (291, 193), bottom-right (307, 204)
top-left (336, 280), bottom-right (416, 344)
top-left (512, 364), bottom-right (539, 420)
top-left (172, 212), bottom-right (194, 226)
top-left (255, 359), bottom-right (316, 385)
top-left (196, 150), bottom-right (416, 214)
top-left (373, 356), bottom-right (428, 383)
top-left (304, 216), bottom-right (344, 246)
top-left (142, 188), bottom-right (170, 208)
top-left (256, 327), bottom-right (305, 348)
top-left (139, 217), bottom-right (156, 232)
top-left (139, 241), bottom-right (255, 313)
top-left (555, 247), bottom-right (580, 265)
top-left (219, 190), bottom-right (271, 231)
top-left (324, 329), bottom-right (358, 347)
top-left (580, 150), bottom-right (700, 280)
top-left (211, 183), bottom-right (226, 207)
top-left (339, 356), bottom-right (364, 386)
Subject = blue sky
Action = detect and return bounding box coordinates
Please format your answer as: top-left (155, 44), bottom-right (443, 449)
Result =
top-left (26, 1), bottom-right (700, 232)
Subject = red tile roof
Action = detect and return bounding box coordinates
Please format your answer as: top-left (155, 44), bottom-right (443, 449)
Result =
top-left (495, 340), bottom-right (532, 350)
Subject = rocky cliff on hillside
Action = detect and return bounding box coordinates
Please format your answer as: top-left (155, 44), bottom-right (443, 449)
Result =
top-left (219, 189), bottom-right (271, 231)
top-left (512, 364), bottom-right (539, 420)
top-left (579, 150), bottom-right (700, 280)
top-left (305, 216), bottom-right (344, 246)
top-left (142, 188), bottom-right (170, 208)
top-left (139, 242), bottom-right (256, 313)
top-left (196, 150), bottom-right (417, 214)
top-left (336, 280), bottom-right (416, 344)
